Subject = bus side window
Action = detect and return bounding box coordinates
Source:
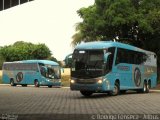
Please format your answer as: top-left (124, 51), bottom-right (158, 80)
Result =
top-left (116, 48), bottom-right (129, 64)
top-left (115, 48), bottom-right (123, 65)
top-left (115, 48), bottom-right (120, 65)
top-left (40, 66), bottom-right (47, 77)
top-left (134, 54), bottom-right (138, 64)
top-left (107, 47), bottom-right (115, 71)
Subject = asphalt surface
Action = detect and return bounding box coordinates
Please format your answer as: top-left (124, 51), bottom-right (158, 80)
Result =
top-left (0, 85), bottom-right (160, 120)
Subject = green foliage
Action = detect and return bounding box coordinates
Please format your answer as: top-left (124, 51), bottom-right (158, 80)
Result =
top-left (31, 44), bottom-right (51, 59)
top-left (64, 53), bottom-right (73, 68)
top-left (0, 78), bottom-right (2, 84)
top-left (0, 41), bottom-right (52, 62)
top-left (158, 79), bottom-right (160, 84)
top-left (0, 49), bottom-right (5, 70)
top-left (48, 56), bottom-right (58, 63)
top-left (61, 75), bottom-right (70, 87)
top-left (72, 0), bottom-right (160, 80)
top-left (47, 56), bottom-right (62, 66)
top-left (72, 0), bottom-right (160, 49)
top-left (73, 0), bottom-right (137, 43)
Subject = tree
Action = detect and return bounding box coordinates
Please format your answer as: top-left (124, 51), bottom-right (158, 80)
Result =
top-left (0, 41), bottom-right (52, 62)
top-left (64, 53), bottom-right (73, 68)
top-left (72, 0), bottom-right (160, 48)
top-left (0, 47), bottom-right (5, 69)
top-left (31, 44), bottom-right (51, 59)
top-left (72, 0), bottom-right (160, 81)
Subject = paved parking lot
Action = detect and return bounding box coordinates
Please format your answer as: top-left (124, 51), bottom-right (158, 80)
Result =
top-left (0, 85), bottom-right (160, 120)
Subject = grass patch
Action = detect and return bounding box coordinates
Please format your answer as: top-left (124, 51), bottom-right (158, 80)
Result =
top-left (61, 75), bottom-right (70, 87)
top-left (0, 74), bottom-right (70, 86)
top-left (158, 80), bottom-right (160, 84)
top-left (0, 76), bottom-right (2, 84)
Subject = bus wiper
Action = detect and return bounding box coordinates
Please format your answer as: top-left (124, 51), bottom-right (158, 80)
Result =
top-left (93, 61), bottom-right (98, 70)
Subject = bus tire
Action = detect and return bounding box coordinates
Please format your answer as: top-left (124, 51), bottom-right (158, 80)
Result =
top-left (148, 80), bottom-right (151, 90)
top-left (22, 84), bottom-right (27, 87)
top-left (146, 82), bottom-right (150, 93)
top-left (34, 80), bottom-right (39, 87)
top-left (108, 82), bottom-right (119, 96)
top-left (10, 79), bottom-right (16, 86)
top-left (48, 85), bottom-right (52, 88)
top-left (141, 81), bottom-right (149, 93)
top-left (137, 81), bottom-right (149, 93)
top-left (120, 90), bottom-right (126, 94)
top-left (80, 91), bottom-right (93, 97)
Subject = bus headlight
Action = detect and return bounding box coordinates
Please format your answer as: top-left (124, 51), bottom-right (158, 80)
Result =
top-left (70, 79), bottom-right (75, 84)
top-left (47, 79), bottom-right (50, 82)
top-left (97, 79), bottom-right (103, 84)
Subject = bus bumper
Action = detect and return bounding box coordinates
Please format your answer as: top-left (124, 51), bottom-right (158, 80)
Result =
top-left (40, 79), bottom-right (61, 86)
top-left (70, 83), bottom-right (112, 92)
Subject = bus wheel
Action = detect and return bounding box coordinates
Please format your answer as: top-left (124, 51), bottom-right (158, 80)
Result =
top-left (109, 82), bottom-right (119, 96)
top-left (80, 91), bottom-right (93, 97)
top-left (120, 90), bottom-right (126, 94)
top-left (10, 79), bottom-right (16, 86)
top-left (144, 82), bottom-right (149, 93)
top-left (48, 85), bottom-right (52, 88)
top-left (34, 80), bottom-right (39, 87)
top-left (22, 84), bottom-right (27, 87)
top-left (147, 81), bottom-right (151, 92)
top-left (137, 81), bottom-right (149, 93)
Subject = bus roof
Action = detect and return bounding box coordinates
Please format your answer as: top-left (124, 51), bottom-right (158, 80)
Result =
top-left (4, 60), bottom-right (59, 66)
top-left (75, 41), bottom-right (155, 54)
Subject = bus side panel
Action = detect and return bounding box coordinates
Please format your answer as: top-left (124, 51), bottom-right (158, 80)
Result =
top-left (150, 73), bottom-right (157, 88)
top-left (25, 71), bottom-right (40, 85)
top-left (2, 70), bottom-right (12, 84)
top-left (103, 71), bottom-right (129, 91)
top-left (132, 65), bottom-right (144, 89)
top-left (144, 54), bottom-right (157, 88)
top-left (112, 63), bottom-right (133, 90)
top-left (13, 71), bottom-right (26, 85)
top-left (144, 66), bottom-right (157, 88)
top-left (103, 73), bottom-right (115, 91)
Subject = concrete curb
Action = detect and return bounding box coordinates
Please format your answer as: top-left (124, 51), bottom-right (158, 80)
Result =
top-left (0, 84), bottom-right (70, 88)
top-left (62, 87), bottom-right (70, 89)
top-left (0, 84), bottom-right (10, 86)
top-left (0, 84), bottom-right (159, 91)
top-left (150, 90), bottom-right (160, 92)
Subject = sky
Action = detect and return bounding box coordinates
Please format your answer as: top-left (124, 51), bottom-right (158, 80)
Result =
top-left (0, 0), bottom-right (94, 61)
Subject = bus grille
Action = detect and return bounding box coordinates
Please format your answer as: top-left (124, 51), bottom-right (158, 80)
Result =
top-left (76, 79), bottom-right (96, 84)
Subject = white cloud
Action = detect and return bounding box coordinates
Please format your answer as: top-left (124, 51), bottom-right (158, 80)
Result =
top-left (0, 0), bottom-right (94, 60)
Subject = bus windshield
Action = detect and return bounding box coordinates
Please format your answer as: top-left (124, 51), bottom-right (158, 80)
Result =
top-left (39, 64), bottom-right (61, 79)
top-left (71, 50), bottom-right (104, 79)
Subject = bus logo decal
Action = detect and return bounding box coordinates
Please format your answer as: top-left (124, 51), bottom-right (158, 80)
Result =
top-left (134, 68), bottom-right (141, 87)
top-left (117, 66), bottom-right (130, 71)
top-left (16, 72), bottom-right (23, 82)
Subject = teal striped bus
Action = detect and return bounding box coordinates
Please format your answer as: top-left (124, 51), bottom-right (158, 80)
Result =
top-left (70, 41), bottom-right (157, 96)
top-left (2, 60), bottom-right (61, 87)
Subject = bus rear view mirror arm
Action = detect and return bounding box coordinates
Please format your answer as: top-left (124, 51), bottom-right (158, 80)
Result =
top-left (104, 52), bottom-right (111, 63)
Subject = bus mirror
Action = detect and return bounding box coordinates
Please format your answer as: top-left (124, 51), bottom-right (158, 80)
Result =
top-left (61, 68), bottom-right (64, 73)
top-left (49, 75), bottom-right (54, 79)
top-left (104, 52), bottom-right (111, 63)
